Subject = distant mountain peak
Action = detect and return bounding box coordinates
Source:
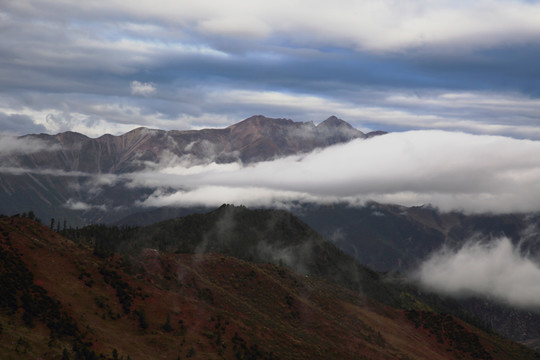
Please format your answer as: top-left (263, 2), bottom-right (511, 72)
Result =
top-left (227, 115), bottom-right (294, 131)
top-left (318, 116), bottom-right (354, 129)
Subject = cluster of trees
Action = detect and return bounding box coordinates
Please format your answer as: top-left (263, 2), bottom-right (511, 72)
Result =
top-left (49, 217), bottom-right (68, 233)
top-left (13, 210), bottom-right (41, 224)
top-left (232, 332), bottom-right (277, 360)
top-left (61, 224), bottom-right (139, 257)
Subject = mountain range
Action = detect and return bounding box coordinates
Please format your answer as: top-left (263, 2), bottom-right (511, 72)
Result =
top-left (0, 115), bottom-right (382, 226)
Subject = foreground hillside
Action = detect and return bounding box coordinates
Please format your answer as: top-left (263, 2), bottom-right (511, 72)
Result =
top-left (97, 203), bottom-right (540, 350)
top-left (1, 215), bottom-right (539, 359)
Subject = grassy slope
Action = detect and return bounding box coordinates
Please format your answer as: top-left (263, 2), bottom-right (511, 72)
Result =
top-left (0, 216), bottom-right (538, 360)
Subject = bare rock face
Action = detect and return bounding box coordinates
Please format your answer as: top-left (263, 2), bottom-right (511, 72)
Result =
top-left (8, 115), bottom-right (367, 173)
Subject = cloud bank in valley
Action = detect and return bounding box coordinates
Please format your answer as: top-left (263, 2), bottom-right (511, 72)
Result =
top-left (414, 236), bottom-right (540, 310)
top-left (129, 130), bottom-right (540, 214)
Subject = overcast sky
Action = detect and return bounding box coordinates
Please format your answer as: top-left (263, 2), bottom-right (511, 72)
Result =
top-left (1, 0), bottom-right (540, 137)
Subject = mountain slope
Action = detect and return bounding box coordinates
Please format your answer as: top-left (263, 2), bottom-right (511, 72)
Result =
top-left (112, 202), bottom-right (540, 350)
top-left (64, 205), bottom-right (540, 344)
top-left (293, 202), bottom-right (540, 272)
top-left (1, 214), bottom-right (538, 360)
top-left (292, 202), bottom-right (540, 348)
top-left (7, 115), bottom-right (368, 173)
top-left (68, 204), bottom-right (395, 304)
top-left (0, 115), bottom-right (378, 226)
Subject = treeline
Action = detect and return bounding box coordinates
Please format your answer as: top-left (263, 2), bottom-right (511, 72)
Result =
top-left (9, 211), bottom-right (42, 224)
top-left (61, 224), bottom-right (139, 257)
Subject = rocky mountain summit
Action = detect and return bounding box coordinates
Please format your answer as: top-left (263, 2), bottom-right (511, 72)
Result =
top-left (7, 115), bottom-right (376, 173)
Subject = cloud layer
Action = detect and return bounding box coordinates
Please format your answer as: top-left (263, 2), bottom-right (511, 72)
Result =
top-left (127, 130), bottom-right (540, 214)
top-left (415, 236), bottom-right (540, 310)
top-left (0, 135), bottom-right (59, 156)
top-left (1, 1), bottom-right (539, 138)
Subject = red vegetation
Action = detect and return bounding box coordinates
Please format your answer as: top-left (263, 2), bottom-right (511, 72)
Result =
top-left (0, 215), bottom-right (537, 359)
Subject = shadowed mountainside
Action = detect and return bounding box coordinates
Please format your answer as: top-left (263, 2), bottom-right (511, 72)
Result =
top-left (112, 202), bottom-right (540, 350)
top-left (66, 204), bottom-right (396, 305)
top-left (294, 202), bottom-right (540, 349)
top-left (1, 213), bottom-right (539, 360)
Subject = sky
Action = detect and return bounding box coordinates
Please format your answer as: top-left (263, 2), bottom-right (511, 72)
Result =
top-left (1, 0), bottom-right (540, 138)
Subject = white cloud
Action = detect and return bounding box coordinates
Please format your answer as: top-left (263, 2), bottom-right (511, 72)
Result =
top-left (7, 1), bottom-right (540, 53)
top-left (138, 186), bottom-right (322, 209)
top-left (0, 167), bottom-right (94, 180)
top-left (0, 135), bottom-right (59, 156)
top-left (129, 130), bottom-right (540, 214)
top-left (130, 81), bottom-right (156, 97)
top-left (414, 237), bottom-right (540, 310)
top-left (4, 127), bottom-right (539, 216)
top-left (65, 199), bottom-right (107, 211)
top-left (2, 0), bottom-right (540, 139)
top-left (0, 105), bottom-right (158, 137)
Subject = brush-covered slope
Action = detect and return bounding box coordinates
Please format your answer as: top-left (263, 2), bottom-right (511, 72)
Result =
top-left (72, 204), bottom-right (398, 305)
top-left (65, 205), bottom-right (540, 351)
top-left (294, 202), bottom-right (540, 348)
top-left (68, 205), bottom-right (534, 321)
top-left (1, 215), bottom-right (538, 360)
